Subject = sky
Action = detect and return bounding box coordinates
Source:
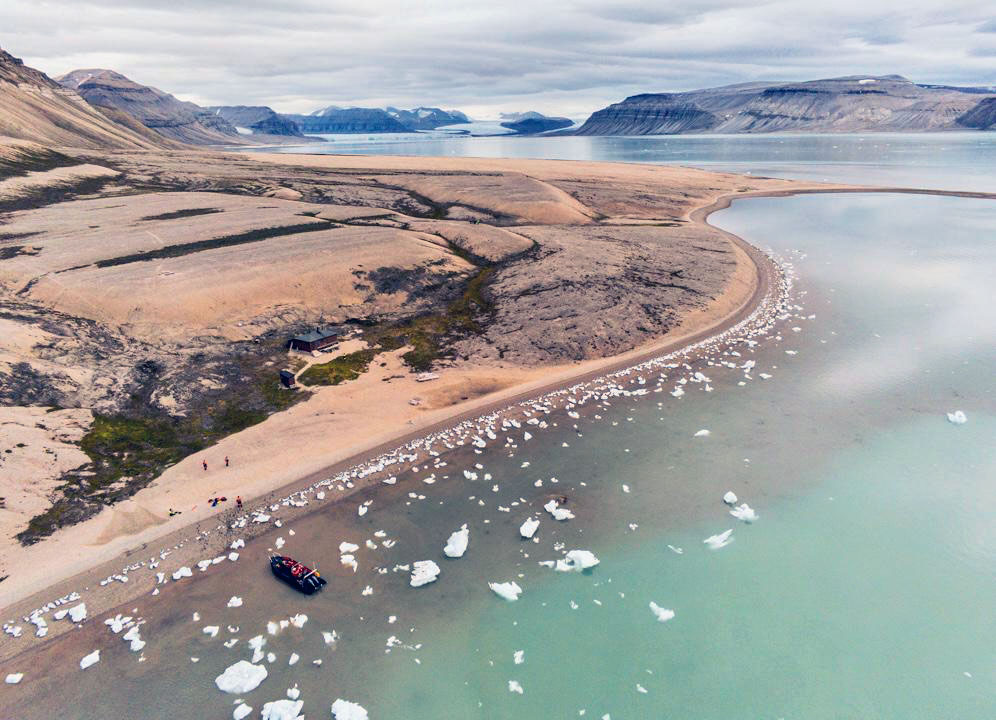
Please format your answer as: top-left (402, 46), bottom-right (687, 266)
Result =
top-left (2, 0), bottom-right (994, 119)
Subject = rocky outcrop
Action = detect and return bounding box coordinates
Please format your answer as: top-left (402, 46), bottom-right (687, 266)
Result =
top-left (500, 114), bottom-right (574, 134)
top-left (206, 106), bottom-right (303, 136)
top-left (957, 97), bottom-right (996, 130)
top-left (284, 107), bottom-right (410, 134)
top-left (575, 75), bottom-right (996, 135)
top-left (385, 107), bottom-right (470, 130)
top-left (286, 106), bottom-right (470, 134)
top-left (57, 68), bottom-right (245, 145)
top-left (0, 49), bottom-right (168, 150)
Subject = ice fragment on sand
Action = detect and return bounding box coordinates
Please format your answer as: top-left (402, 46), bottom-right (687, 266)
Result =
top-left (489, 581), bottom-right (523, 601)
top-left (227, 596), bottom-right (243, 608)
top-left (410, 560), bottom-right (441, 587)
top-left (331, 698), bottom-right (369, 720)
top-left (216, 660), bottom-right (268, 694)
top-left (260, 698), bottom-right (303, 720)
top-left (275, 537), bottom-right (285, 549)
top-left (5, 673), bottom-right (23, 684)
top-left (704, 529), bottom-right (734, 550)
top-left (729, 503), bottom-right (758, 523)
top-left (339, 542), bottom-right (359, 553)
top-left (946, 410), bottom-right (967, 425)
top-left (233, 703), bottom-right (253, 720)
top-left (649, 602), bottom-right (675, 623)
top-left (444, 525), bottom-right (469, 558)
top-left (172, 566), bottom-right (193, 580)
top-left (508, 680), bottom-right (524, 694)
top-left (519, 517), bottom-right (540, 538)
top-left (287, 685), bottom-right (300, 700)
top-left (554, 550), bottom-right (600, 572)
top-left (80, 650), bottom-right (100, 669)
top-left (68, 603), bottom-right (87, 623)
top-left (290, 614), bottom-right (308, 628)
top-left (693, 429), bottom-right (710, 437)
top-left (288, 653), bottom-right (299, 666)
top-left (204, 625), bottom-right (220, 638)
top-left (723, 491), bottom-right (738, 505)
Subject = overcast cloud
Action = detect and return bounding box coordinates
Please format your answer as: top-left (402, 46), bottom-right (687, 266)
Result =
top-left (2, 0), bottom-right (993, 118)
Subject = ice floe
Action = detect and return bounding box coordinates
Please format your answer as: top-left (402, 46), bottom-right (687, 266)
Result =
top-left (649, 602), bottom-right (675, 623)
top-left (216, 660), bottom-right (268, 694)
top-left (519, 517), bottom-right (540, 538)
top-left (261, 698), bottom-right (303, 720)
top-left (331, 699), bottom-right (369, 720)
top-left (444, 525), bottom-right (469, 558)
top-left (410, 560), bottom-right (441, 587)
top-left (946, 410), bottom-right (967, 425)
top-left (729, 503), bottom-right (758, 523)
top-left (554, 550), bottom-right (600, 573)
top-left (704, 529), bottom-right (734, 550)
top-left (489, 581), bottom-right (523, 601)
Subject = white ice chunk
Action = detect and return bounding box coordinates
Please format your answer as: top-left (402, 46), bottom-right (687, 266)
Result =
top-left (514, 650), bottom-right (524, 665)
top-left (444, 525), bottom-right (469, 558)
top-left (555, 550), bottom-right (600, 573)
top-left (519, 517), bottom-right (540, 539)
top-left (215, 660), bottom-right (268, 694)
top-left (68, 603), bottom-right (87, 623)
top-left (331, 699), bottom-right (369, 720)
top-left (704, 529), bottom-right (734, 550)
top-left (260, 698), bottom-right (303, 720)
top-left (338, 542), bottom-right (359, 553)
top-left (508, 680), bottom-right (524, 694)
top-left (80, 650), bottom-right (100, 670)
top-left (694, 429), bottom-right (710, 437)
top-left (233, 703), bottom-right (253, 720)
top-left (410, 560), bottom-right (441, 587)
top-left (729, 503), bottom-right (758, 523)
top-left (489, 581), bottom-right (523, 601)
top-left (172, 566), bottom-right (193, 581)
top-left (227, 596), bottom-right (243, 608)
top-left (722, 491), bottom-right (738, 505)
top-left (5, 672), bottom-right (24, 684)
top-left (203, 625), bottom-right (220, 638)
top-left (543, 499), bottom-right (574, 521)
top-left (649, 602), bottom-right (675, 623)
top-left (947, 410), bottom-right (967, 425)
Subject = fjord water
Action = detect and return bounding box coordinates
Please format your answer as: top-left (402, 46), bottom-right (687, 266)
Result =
top-left (252, 131), bottom-right (996, 191)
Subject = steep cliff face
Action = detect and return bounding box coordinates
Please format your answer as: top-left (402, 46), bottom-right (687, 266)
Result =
top-left (0, 49), bottom-right (167, 150)
top-left (957, 97), bottom-right (996, 130)
top-left (284, 107), bottom-right (411, 133)
top-left (57, 69), bottom-right (244, 145)
top-left (386, 107), bottom-right (470, 130)
top-left (575, 75), bottom-right (996, 135)
top-left (207, 106), bottom-right (303, 136)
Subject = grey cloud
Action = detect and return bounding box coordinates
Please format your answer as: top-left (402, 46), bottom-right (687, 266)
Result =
top-left (1, 0), bottom-right (992, 118)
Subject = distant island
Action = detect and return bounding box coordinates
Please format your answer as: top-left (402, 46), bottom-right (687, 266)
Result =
top-left (573, 75), bottom-right (996, 135)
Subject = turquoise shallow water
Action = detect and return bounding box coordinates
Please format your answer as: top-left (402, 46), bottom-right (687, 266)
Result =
top-left (1, 187), bottom-right (993, 717)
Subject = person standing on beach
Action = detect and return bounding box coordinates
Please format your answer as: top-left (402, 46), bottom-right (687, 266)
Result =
top-left (225, 456), bottom-right (230, 467)
top-left (236, 496), bottom-right (243, 510)
top-left (203, 460), bottom-right (208, 471)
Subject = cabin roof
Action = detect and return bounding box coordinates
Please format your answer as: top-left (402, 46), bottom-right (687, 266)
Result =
top-left (292, 326), bottom-right (342, 343)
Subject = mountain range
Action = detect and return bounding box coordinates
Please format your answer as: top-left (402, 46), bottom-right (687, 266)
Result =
top-left (574, 75), bottom-right (996, 135)
top-left (284, 106), bottom-right (470, 134)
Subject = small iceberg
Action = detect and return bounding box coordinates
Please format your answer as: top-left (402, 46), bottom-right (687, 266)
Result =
top-left (694, 429), bottom-right (710, 437)
top-left (554, 550), bottom-right (600, 573)
top-left (519, 517), bottom-right (540, 539)
top-left (489, 581), bottom-right (523, 601)
top-left (704, 529), bottom-right (734, 550)
top-left (331, 699), bottom-right (369, 720)
top-left (227, 596), bottom-right (243, 608)
top-left (514, 650), bottom-right (525, 665)
top-left (946, 410), bottom-right (967, 425)
top-left (5, 672), bottom-right (23, 684)
top-left (729, 503), bottom-right (758, 523)
top-left (79, 650), bottom-right (100, 670)
top-left (543, 499), bottom-right (574, 521)
top-left (508, 680), bottom-right (524, 694)
top-left (260, 698), bottom-right (303, 720)
top-left (68, 603), bottom-right (87, 623)
top-left (723, 491), bottom-right (738, 505)
top-left (233, 704), bottom-right (253, 720)
top-left (215, 660), bottom-right (268, 694)
top-left (410, 560), bottom-right (441, 587)
top-left (444, 525), bottom-right (469, 558)
top-left (649, 602), bottom-right (675, 623)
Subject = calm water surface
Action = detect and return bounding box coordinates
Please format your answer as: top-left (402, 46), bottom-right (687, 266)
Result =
top-left (1, 170), bottom-right (993, 718)
top-left (249, 132), bottom-right (996, 191)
